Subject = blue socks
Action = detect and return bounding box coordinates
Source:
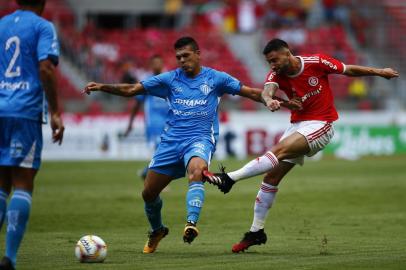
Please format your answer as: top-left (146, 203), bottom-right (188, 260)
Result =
top-left (144, 196), bottom-right (163, 232)
top-left (186, 182), bottom-right (205, 224)
top-left (0, 188), bottom-right (8, 230)
top-left (144, 181), bottom-right (204, 232)
top-left (5, 189), bottom-right (32, 267)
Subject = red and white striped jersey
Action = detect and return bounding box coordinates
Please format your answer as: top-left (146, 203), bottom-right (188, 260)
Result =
top-left (264, 54), bottom-right (346, 123)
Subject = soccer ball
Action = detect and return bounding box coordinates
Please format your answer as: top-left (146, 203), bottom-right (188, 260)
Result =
top-left (75, 235), bottom-right (107, 263)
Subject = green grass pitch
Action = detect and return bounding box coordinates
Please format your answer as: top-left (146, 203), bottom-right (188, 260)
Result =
top-left (1, 156), bottom-right (405, 269)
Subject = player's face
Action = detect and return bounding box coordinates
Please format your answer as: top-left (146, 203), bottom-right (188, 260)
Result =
top-left (175, 45), bottom-right (200, 76)
top-left (150, 58), bottom-right (163, 75)
top-left (265, 49), bottom-right (290, 75)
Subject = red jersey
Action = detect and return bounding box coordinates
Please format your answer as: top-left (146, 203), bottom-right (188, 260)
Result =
top-left (264, 54), bottom-right (345, 123)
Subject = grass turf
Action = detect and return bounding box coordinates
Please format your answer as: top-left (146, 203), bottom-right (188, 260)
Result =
top-left (1, 156), bottom-right (405, 269)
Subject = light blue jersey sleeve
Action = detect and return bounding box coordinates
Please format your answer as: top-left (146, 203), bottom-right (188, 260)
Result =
top-left (141, 71), bottom-right (173, 98)
top-left (216, 71), bottom-right (242, 96)
top-left (37, 21), bottom-right (59, 65)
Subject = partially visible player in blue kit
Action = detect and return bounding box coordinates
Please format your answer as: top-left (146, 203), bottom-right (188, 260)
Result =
top-left (84, 36), bottom-right (301, 254)
top-left (124, 55), bottom-right (169, 180)
top-left (0, 1), bottom-right (64, 269)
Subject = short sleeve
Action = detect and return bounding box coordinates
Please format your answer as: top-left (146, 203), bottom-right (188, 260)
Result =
top-left (264, 71), bottom-right (280, 88)
top-left (37, 21), bottom-right (59, 65)
top-left (140, 72), bottom-right (171, 98)
top-left (217, 71), bottom-right (242, 96)
top-left (318, 54), bottom-right (346, 74)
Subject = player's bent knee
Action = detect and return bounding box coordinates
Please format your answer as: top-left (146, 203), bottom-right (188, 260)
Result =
top-left (142, 189), bottom-right (158, 203)
top-left (188, 168), bottom-right (205, 182)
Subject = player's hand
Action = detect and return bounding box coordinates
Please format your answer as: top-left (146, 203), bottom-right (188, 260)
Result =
top-left (265, 98), bottom-right (281, 112)
top-left (380, 68), bottom-right (399, 80)
top-left (50, 112), bottom-right (64, 145)
top-left (83, 82), bottom-right (102, 95)
top-left (287, 97), bottom-right (303, 110)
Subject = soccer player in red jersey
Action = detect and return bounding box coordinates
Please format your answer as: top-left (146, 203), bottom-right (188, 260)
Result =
top-left (203, 39), bottom-right (399, 253)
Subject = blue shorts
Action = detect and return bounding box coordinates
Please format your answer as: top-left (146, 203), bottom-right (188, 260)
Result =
top-left (149, 137), bottom-right (215, 179)
top-left (0, 117), bottom-right (43, 169)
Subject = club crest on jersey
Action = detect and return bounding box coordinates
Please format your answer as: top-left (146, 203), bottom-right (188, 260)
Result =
top-left (174, 87), bottom-right (183, 93)
top-left (267, 72), bottom-right (276, 81)
top-left (200, 84), bottom-right (212, 95)
top-left (308, 76), bottom-right (319, 86)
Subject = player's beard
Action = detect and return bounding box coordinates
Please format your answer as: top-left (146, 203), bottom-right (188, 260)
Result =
top-left (279, 60), bottom-right (292, 75)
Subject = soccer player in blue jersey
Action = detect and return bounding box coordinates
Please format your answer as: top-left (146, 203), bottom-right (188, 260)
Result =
top-left (124, 55), bottom-right (169, 180)
top-left (0, 1), bottom-right (64, 269)
top-left (84, 36), bottom-right (300, 254)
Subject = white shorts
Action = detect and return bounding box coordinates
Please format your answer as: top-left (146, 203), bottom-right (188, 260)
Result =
top-left (279, 120), bottom-right (335, 166)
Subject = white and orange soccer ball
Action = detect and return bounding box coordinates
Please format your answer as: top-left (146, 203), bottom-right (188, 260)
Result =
top-left (75, 235), bottom-right (107, 263)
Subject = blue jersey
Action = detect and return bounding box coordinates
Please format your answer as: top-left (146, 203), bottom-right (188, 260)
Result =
top-left (141, 67), bottom-right (241, 144)
top-left (135, 94), bottom-right (169, 143)
top-left (0, 10), bottom-right (59, 123)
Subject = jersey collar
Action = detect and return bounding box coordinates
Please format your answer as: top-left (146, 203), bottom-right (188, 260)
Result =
top-left (287, 56), bottom-right (304, 78)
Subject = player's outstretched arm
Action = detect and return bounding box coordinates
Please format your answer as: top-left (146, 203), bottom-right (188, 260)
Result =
top-left (238, 86), bottom-right (263, 103)
top-left (83, 82), bottom-right (146, 97)
top-left (344, 65), bottom-right (399, 79)
top-left (261, 83), bottom-right (303, 111)
top-left (39, 59), bottom-right (65, 145)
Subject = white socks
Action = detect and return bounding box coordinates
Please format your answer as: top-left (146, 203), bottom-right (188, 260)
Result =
top-left (228, 151), bottom-right (279, 181)
top-left (250, 182), bottom-right (278, 232)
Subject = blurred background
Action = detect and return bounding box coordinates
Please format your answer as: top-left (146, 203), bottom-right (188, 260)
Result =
top-left (1, 0), bottom-right (405, 160)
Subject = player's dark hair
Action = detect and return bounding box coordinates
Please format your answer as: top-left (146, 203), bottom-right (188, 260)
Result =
top-left (263, 39), bottom-right (289, 55)
top-left (16, 0), bottom-right (45, 6)
top-left (174, 37), bottom-right (199, 51)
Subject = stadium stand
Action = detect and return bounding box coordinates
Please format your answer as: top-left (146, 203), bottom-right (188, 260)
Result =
top-left (2, 0), bottom-right (402, 111)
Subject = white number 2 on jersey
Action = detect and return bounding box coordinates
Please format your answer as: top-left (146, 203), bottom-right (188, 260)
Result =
top-left (5, 36), bottom-right (21, 78)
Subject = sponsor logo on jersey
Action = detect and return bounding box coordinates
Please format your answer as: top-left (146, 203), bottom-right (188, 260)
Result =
top-left (321, 59), bottom-right (338, 70)
top-left (301, 85), bottom-right (323, 102)
top-left (173, 110), bottom-right (209, 116)
top-left (308, 76), bottom-right (319, 86)
top-left (174, 99), bottom-right (207, 107)
top-left (200, 84), bottom-right (212, 95)
top-left (0, 80), bottom-right (30, 91)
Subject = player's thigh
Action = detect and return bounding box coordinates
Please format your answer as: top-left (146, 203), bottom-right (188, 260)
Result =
top-left (0, 117), bottom-right (43, 170)
top-left (0, 166), bottom-right (12, 193)
top-left (186, 157), bottom-right (208, 182)
top-left (149, 139), bottom-right (187, 179)
top-left (184, 140), bottom-right (214, 183)
top-left (11, 167), bottom-right (38, 191)
top-left (143, 170), bottom-right (173, 202)
top-left (263, 161), bottom-right (295, 186)
top-left (272, 132), bottom-right (310, 160)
